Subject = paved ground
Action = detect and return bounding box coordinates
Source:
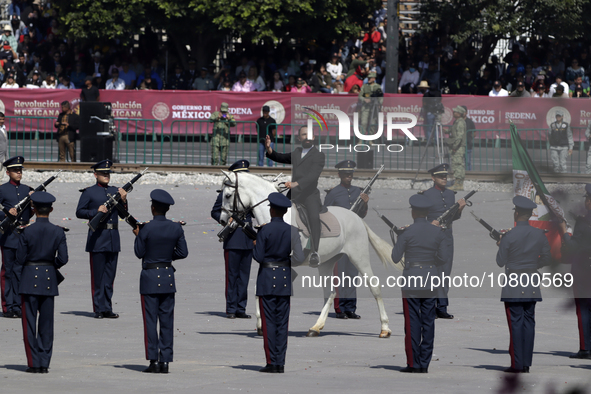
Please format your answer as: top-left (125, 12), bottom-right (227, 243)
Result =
top-left (0, 183), bottom-right (590, 394)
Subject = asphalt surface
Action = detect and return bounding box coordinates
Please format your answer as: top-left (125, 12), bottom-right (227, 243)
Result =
top-left (0, 183), bottom-right (590, 394)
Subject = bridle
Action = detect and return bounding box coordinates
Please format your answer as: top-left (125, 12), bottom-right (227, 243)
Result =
top-left (222, 172), bottom-right (289, 220)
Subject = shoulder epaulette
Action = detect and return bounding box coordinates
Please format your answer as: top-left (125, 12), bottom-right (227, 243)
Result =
top-left (79, 185), bottom-right (94, 192)
top-left (416, 190), bottom-right (424, 194)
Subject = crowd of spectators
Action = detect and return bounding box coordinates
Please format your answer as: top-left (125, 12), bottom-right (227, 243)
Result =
top-left (2, 1), bottom-right (591, 99)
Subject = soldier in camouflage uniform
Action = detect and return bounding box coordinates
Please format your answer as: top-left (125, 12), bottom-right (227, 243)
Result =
top-left (358, 72), bottom-right (383, 143)
top-left (447, 106), bottom-right (466, 191)
top-left (209, 102), bottom-right (236, 166)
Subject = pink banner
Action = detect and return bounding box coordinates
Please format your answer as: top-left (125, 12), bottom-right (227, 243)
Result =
top-left (0, 90), bottom-right (587, 140)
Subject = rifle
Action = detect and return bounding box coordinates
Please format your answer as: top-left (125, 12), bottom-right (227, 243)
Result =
top-left (470, 211), bottom-right (502, 242)
top-left (436, 190), bottom-right (477, 228)
top-left (217, 211), bottom-right (257, 242)
top-left (0, 170), bottom-right (62, 234)
top-left (88, 168), bottom-right (148, 232)
top-left (351, 164), bottom-right (385, 215)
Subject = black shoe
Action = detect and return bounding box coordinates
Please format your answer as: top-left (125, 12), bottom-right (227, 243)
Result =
top-left (418, 368), bottom-right (428, 373)
top-left (400, 366), bottom-right (420, 373)
top-left (436, 311), bottom-right (454, 319)
top-left (309, 252), bottom-right (320, 268)
top-left (158, 362), bottom-right (169, 374)
top-left (235, 312), bottom-right (251, 319)
top-left (94, 312), bottom-right (104, 319)
top-left (259, 364), bottom-right (280, 373)
top-left (226, 313), bottom-right (236, 319)
top-left (522, 366), bottom-right (530, 373)
top-left (345, 311), bottom-right (361, 319)
top-left (39, 367), bottom-right (48, 374)
top-left (335, 312), bottom-right (348, 319)
top-left (103, 311), bottom-right (119, 319)
top-left (13, 310), bottom-right (22, 318)
top-left (6, 311), bottom-right (18, 318)
top-left (25, 367), bottom-right (40, 373)
top-left (277, 365), bottom-right (284, 373)
top-left (569, 350), bottom-right (591, 359)
top-left (503, 367), bottom-right (523, 373)
top-left (143, 360), bottom-right (160, 373)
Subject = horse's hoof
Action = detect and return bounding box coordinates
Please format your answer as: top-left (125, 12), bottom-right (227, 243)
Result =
top-left (306, 330), bottom-right (320, 337)
top-left (256, 328), bottom-right (263, 336)
top-left (379, 330), bottom-right (391, 338)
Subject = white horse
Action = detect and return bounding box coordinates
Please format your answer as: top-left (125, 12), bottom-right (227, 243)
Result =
top-left (218, 170), bottom-right (403, 338)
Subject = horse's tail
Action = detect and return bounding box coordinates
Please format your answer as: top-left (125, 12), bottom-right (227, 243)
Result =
top-left (363, 221), bottom-right (404, 271)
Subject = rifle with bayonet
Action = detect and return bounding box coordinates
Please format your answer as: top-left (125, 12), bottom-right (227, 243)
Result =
top-left (351, 164), bottom-right (385, 216)
top-left (0, 170), bottom-right (62, 234)
top-left (436, 190), bottom-right (477, 228)
top-left (88, 168), bottom-right (148, 232)
top-left (470, 211), bottom-right (502, 242)
top-left (373, 207), bottom-right (408, 245)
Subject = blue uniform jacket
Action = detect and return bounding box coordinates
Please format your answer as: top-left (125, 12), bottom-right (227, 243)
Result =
top-left (562, 211), bottom-right (591, 297)
top-left (16, 217), bottom-right (68, 296)
top-left (75, 183), bottom-right (127, 252)
top-left (496, 221), bottom-right (552, 302)
top-left (391, 217), bottom-right (450, 292)
top-left (134, 215), bottom-right (189, 295)
top-left (324, 184), bottom-right (368, 218)
top-left (211, 192), bottom-right (254, 250)
top-left (253, 217), bottom-right (304, 296)
top-left (0, 181), bottom-right (34, 249)
top-left (423, 186), bottom-right (461, 227)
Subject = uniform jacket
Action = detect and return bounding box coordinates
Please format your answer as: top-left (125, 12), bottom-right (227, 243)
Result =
top-left (209, 112), bottom-right (236, 136)
top-left (496, 221), bottom-right (552, 302)
top-left (549, 121), bottom-right (574, 149)
top-left (562, 211), bottom-right (591, 297)
top-left (423, 186), bottom-right (460, 230)
top-left (134, 215), bottom-right (189, 295)
top-left (391, 217), bottom-right (450, 292)
top-left (0, 181), bottom-right (34, 248)
top-left (266, 147), bottom-right (325, 203)
top-left (75, 183), bottom-right (127, 252)
top-left (16, 217), bottom-right (68, 296)
top-left (448, 117), bottom-right (466, 153)
top-left (210, 192), bottom-right (254, 250)
top-left (324, 184), bottom-right (368, 218)
top-left (253, 217), bottom-right (304, 296)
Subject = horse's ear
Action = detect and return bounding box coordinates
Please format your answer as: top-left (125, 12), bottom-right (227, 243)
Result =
top-left (221, 170), bottom-right (232, 183)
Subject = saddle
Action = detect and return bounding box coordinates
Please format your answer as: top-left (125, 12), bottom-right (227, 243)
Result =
top-left (292, 203), bottom-right (341, 238)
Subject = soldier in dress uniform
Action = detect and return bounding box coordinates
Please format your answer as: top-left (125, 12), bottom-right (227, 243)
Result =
top-left (391, 194), bottom-right (451, 373)
top-left (211, 159), bottom-right (254, 319)
top-left (133, 189), bottom-right (188, 374)
top-left (423, 163), bottom-right (466, 319)
top-left (323, 160), bottom-right (368, 319)
top-left (168, 65), bottom-right (188, 90)
top-left (560, 184), bottom-right (591, 359)
top-left (0, 156), bottom-right (33, 318)
top-left (75, 159), bottom-right (128, 319)
top-left (17, 192), bottom-right (68, 373)
top-left (496, 196), bottom-right (551, 373)
top-left (548, 111), bottom-right (573, 174)
top-left (253, 192), bottom-right (304, 373)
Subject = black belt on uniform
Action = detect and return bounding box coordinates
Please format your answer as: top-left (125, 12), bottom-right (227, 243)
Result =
top-left (98, 222), bottom-right (118, 230)
top-left (406, 262), bottom-right (435, 268)
top-left (24, 261), bottom-right (54, 266)
top-left (144, 262), bottom-right (172, 270)
top-left (507, 268), bottom-right (538, 274)
top-left (261, 261), bottom-right (290, 268)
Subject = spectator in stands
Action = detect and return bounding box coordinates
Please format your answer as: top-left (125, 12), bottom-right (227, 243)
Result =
top-left (489, 81), bottom-right (508, 97)
top-left (549, 74), bottom-right (569, 98)
top-left (70, 62), bottom-right (86, 88)
top-left (95, 64), bottom-right (107, 89)
top-left (569, 75), bottom-right (590, 97)
top-left (452, 68), bottom-right (475, 94)
top-left (347, 52), bottom-right (368, 79)
top-left (232, 71), bottom-right (255, 92)
top-left (1, 72), bottom-right (19, 88)
top-left (25, 69), bottom-right (41, 88)
top-left (119, 61), bottom-right (136, 89)
top-left (344, 64), bottom-right (365, 93)
top-left (487, 55), bottom-right (505, 81)
top-left (150, 58), bottom-right (165, 84)
top-left (301, 64), bottom-right (320, 93)
top-left (184, 60), bottom-right (198, 87)
top-left (476, 68), bottom-right (494, 95)
top-left (167, 64), bottom-right (187, 90)
top-left (510, 81), bottom-right (530, 97)
top-left (235, 56), bottom-right (250, 76)
top-left (572, 85), bottom-right (589, 98)
top-left (80, 76), bottom-right (100, 102)
top-left (374, 3), bottom-right (387, 26)
top-left (349, 84), bottom-right (361, 95)
top-left (1, 25), bottom-right (18, 52)
top-left (531, 82), bottom-right (549, 98)
top-left (57, 75), bottom-right (75, 89)
top-left (193, 67), bottom-right (215, 90)
top-left (278, 61), bottom-right (295, 84)
top-left (326, 53), bottom-right (343, 83)
top-left (256, 105), bottom-right (276, 167)
top-left (219, 80), bottom-right (232, 91)
top-left (129, 56), bottom-right (143, 78)
top-left (422, 61), bottom-right (441, 91)
top-left (292, 77), bottom-right (311, 93)
top-left (269, 71), bottom-right (284, 92)
top-left (523, 65), bottom-right (536, 90)
top-left (317, 64), bottom-right (332, 93)
top-left (9, 0), bottom-right (23, 17)
top-left (139, 75), bottom-right (158, 90)
top-left (399, 62), bottom-right (420, 93)
top-left (551, 85), bottom-right (565, 98)
top-left (107, 57), bottom-right (123, 76)
top-left (333, 80), bottom-right (346, 94)
top-left (362, 25), bottom-right (381, 53)
top-left (41, 74), bottom-right (56, 88)
top-left (418, 54), bottom-right (430, 78)
top-left (137, 65), bottom-right (163, 90)
top-left (0, 40), bottom-right (17, 68)
top-left (106, 69), bottom-right (125, 90)
top-left (87, 51), bottom-right (103, 76)
top-left (247, 66), bottom-right (265, 91)
top-left (566, 59), bottom-right (585, 85)
top-left (284, 75), bottom-right (296, 92)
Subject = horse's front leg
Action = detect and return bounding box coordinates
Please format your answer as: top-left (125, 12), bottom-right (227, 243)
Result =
top-left (307, 260), bottom-right (336, 337)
